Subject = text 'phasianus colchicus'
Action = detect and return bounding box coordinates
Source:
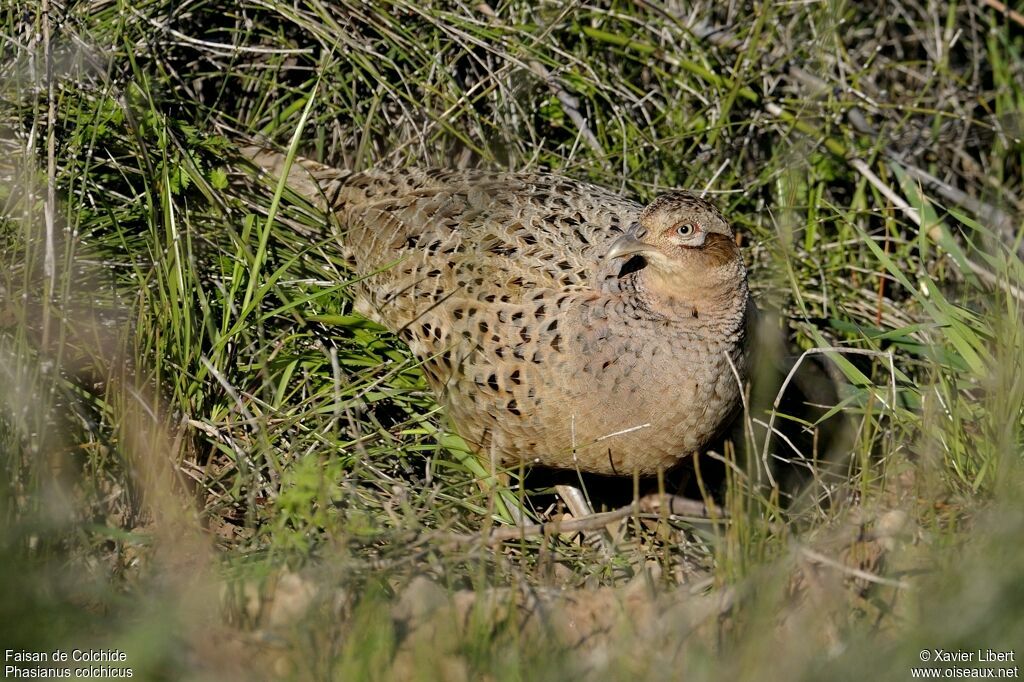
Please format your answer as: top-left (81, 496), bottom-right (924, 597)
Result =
top-left (245, 148), bottom-right (751, 476)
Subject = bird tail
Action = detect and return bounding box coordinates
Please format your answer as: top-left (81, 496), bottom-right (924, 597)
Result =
top-left (239, 145), bottom-right (351, 211)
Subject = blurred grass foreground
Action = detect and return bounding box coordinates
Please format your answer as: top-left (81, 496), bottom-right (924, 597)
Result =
top-left (1, 1), bottom-right (1023, 680)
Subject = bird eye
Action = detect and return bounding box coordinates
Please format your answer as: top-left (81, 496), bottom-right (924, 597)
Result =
top-left (676, 223), bottom-right (696, 237)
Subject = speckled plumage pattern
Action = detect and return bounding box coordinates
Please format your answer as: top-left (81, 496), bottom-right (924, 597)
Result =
top-left (244, 148), bottom-right (751, 475)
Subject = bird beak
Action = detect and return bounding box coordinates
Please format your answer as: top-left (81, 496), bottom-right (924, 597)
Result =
top-left (606, 233), bottom-right (658, 260)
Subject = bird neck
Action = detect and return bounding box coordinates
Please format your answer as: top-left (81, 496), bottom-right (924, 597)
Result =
top-left (631, 261), bottom-right (748, 328)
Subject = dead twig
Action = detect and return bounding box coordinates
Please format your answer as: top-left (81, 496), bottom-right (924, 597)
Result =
top-left (446, 493), bottom-right (725, 545)
top-left (799, 545), bottom-right (910, 590)
top-left (850, 158), bottom-right (1024, 304)
top-left (980, 0), bottom-right (1024, 29)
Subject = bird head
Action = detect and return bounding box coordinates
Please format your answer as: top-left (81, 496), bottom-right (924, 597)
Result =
top-left (606, 192), bottom-right (738, 268)
top-left (605, 192), bottom-right (744, 310)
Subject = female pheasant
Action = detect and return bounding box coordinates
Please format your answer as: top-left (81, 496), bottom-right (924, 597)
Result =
top-left (244, 148), bottom-right (751, 476)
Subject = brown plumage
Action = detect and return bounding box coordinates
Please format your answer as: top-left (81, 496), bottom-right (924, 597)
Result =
top-left (244, 148), bottom-right (751, 475)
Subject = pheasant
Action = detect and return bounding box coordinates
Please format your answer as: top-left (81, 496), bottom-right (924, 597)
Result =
top-left (244, 148), bottom-right (750, 481)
